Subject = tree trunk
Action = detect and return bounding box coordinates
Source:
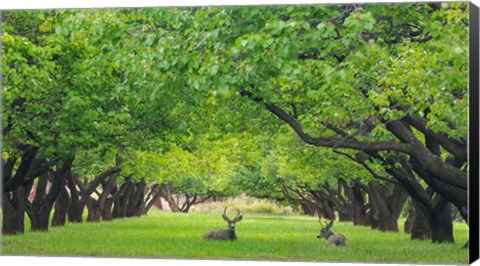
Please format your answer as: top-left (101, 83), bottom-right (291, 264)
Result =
top-left (367, 180), bottom-right (407, 232)
top-left (320, 200), bottom-right (335, 220)
top-left (2, 187), bottom-right (27, 235)
top-left (86, 197), bottom-right (100, 222)
top-left (120, 182), bottom-right (134, 217)
top-left (112, 182), bottom-right (127, 219)
top-left (309, 190), bottom-right (336, 220)
top-left (351, 181), bottom-right (370, 226)
top-left (67, 173), bottom-right (84, 223)
top-left (337, 179), bottom-right (353, 222)
top-left (27, 159), bottom-right (73, 232)
top-left (102, 198), bottom-right (114, 221)
top-left (405, 200), bottom-right (432, 240)
top-left (2, 146), bottom-right (46, 234)
top-left (126, 180), bottom-right (146, 217)
top-left (159, 184), bottom-right (180, 212)
top-left (51, 186), bottom-right (71, 227)
top-left (299, 202), bottom-right (316, 216)
top-left (144, 183), bottom-right (163, 214)
top-left (68, 166), bottom-right (121, 223)
top-left (430, 196), bottom-right (454, 243)
top-left (27, 173), bottom-right (50, 231)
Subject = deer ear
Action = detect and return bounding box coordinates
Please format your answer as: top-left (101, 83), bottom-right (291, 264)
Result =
top-left (235, 215), bottom-right (243, 222)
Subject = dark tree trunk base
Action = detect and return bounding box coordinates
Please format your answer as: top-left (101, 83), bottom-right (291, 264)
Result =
top-left (102, 198), bottom-right (114, 221)
top-left (51, 187), bottom-right (71, 227)
top-left (2, 188), bottom-right (26, 235)
top-left (428, 197), bottom-right (454, 243)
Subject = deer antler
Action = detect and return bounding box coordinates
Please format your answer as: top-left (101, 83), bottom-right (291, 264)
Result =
top-left (223, 207), bottom-right (230, 219)
top-left (223, 206), bottom-right (242, 222)
top-left (318, 219), bottom-right (325, 227)
top-left (235, 208), bottom-right (241, 218)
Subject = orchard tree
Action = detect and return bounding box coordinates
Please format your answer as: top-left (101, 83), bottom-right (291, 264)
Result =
top-left (232, 3), bottom-right (469, 224)
top-left (1, 8), bottom-right (191, 232)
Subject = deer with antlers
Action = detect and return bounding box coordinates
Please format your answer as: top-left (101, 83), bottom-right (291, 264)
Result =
top-left (317, 220), bottom-right (347, 246)
top-left (202, 207), bottom-right (243, 241)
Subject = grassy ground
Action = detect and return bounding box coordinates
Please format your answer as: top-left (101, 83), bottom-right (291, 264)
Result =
top-left (1, 211), bottom-right (469, 264)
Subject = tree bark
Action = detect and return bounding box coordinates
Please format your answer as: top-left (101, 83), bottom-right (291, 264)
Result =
top-left (299, 202), bottom-right (316, 216)
top-left (2, 146), bottom-right (47, 235)
top-left (126, 180), bottom-right (146, 217)
top-left (87, 172), bottom-right (120, 222)
top-left (26, 159), bottom-right (73, 232)
top-left (282, 185), bottom-right (334, 219)
top-left (111, 180), bottom-right (131, 218)
top-left (366, 180), bottom-right (407, 232)
top-left (159, 184), bottom-right (181, 212)
top-left (351, 181), bottom-right (370, 226)
top-left (102, 198), bottom-right (114, 221)
top-left (430, 196), bottom-right (454, 243)
top-left (67, 173), bottom-right (83, 223)
top-left (86, 197), bottom-right (100, 222)
top-left (69, 166), bottom-right (121, 223)
top-left (405, 199), bottom-right (432, 240)
top-left (51, 185), bottom-right (71, 227)
top-left (2, 187), bottom-right (27, 235)
top-left (112, 176), bottom-right (134, 218)
top-left (144, 183), bottom-right (163, 214)
top-left (337, 179), bottom-right (353, 222)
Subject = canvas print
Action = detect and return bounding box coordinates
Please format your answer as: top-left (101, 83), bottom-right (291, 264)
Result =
top-left (1, 1), bottom-right (478, 265)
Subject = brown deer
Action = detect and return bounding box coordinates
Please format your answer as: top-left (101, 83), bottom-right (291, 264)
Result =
top-left (317, 220), bottom-right (347, 246)
top-left (202, 207), bottom-right (243, 240)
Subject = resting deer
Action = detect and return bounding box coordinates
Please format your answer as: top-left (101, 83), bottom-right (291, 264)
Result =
top-left (202, 207), bottom-right (243, 240)
top-left (317, 220), bottom-right (347, 246)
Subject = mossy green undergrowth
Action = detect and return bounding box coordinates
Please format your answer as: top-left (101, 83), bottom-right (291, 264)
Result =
top-left (1, 211), bottom-right (469, 264)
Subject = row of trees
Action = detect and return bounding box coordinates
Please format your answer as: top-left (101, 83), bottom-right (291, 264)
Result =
top-left (2, 2), bottom-right (469, 247)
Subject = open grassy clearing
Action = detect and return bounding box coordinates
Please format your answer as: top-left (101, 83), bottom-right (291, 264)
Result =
top-left (1, 211), bottom-right (469, 264)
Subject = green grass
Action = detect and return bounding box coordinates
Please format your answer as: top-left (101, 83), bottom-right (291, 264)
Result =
top-left (1, 211), bottom-right (469, 264)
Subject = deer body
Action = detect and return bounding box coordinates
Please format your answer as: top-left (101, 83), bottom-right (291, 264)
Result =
top-left (202, 207), bottom-right (243, 241)
top-left (202, 229), bottom-right (237, 240)
top-left (317, 220), bottom-right (347, 246)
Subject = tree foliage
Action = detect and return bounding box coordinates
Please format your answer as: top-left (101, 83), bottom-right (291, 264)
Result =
top-left (1, 2), bottom-right (470, 240)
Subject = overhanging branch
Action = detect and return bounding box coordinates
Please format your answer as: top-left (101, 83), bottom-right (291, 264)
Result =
top-left (240, 88), bottom-right (413, 154)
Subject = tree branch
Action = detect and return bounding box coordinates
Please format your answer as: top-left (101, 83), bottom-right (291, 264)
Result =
top-left (240, 88), bottom-right (414, 154)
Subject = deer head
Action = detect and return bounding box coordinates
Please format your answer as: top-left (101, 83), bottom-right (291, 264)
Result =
top-left (222, 207), bottom-right (243, 230)
top-left (317, 220), bottom-right (334, 239)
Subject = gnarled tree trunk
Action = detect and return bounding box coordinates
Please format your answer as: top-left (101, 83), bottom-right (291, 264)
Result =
top-left (430, 196), bottom-right (454, 243)
top-left (351, 182), bottom-right (370, 226)
top-left (2, 146), bottom-right (47, 235)
top-left (26, 158), bottom-right (73, 232)
top-left (87, 172), bottom-right (120, 222)
top-left (144, 183), bottom-right (163, 214)
top-left (158, 183), bottom-right (180, 212)
top-left (405, 199), bottom-right (432, 240)
top-left (2, 187), bottom-right (27, 235)
top-left (51, 186), bottom-right (71, 227)
top-left (366, 180), bottom-right (408, 232)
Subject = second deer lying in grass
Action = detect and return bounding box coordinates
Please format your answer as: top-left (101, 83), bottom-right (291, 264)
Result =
top-left (317, 220), bottom-right (347, 246)
top-left (202, 207), bottom-right (243, 241)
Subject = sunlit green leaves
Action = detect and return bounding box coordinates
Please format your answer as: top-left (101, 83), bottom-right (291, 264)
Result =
top-left (2, 3), bottom-right (469, 196)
